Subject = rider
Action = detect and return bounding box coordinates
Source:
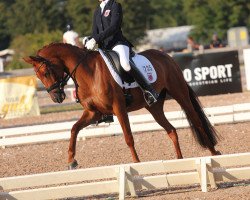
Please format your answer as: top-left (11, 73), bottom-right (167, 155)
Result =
top-left (85, 0), bottom-right (159, 106)
top-left (63, 24), bottom-right (82, 48)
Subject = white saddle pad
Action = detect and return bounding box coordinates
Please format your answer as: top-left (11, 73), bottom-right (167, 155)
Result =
top-left (98, 49), bottom-right (157, 89)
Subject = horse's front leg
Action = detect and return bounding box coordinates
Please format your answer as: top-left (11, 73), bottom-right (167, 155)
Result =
top-left (68, 110), bottom-right (101, 169)
top-left (113, 100), bottom-right (140, 163)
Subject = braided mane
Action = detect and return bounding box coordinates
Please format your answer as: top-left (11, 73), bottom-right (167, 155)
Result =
top-left (37, 42), bottom-right (85, 55)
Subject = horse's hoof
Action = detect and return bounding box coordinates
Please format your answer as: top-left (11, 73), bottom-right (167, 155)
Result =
top-left (212, 150), bottom-right (222, 156)
top-left (68, 160), bottom-right (78, 170)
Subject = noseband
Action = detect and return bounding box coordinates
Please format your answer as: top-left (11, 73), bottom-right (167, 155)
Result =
top-left (35, 57), bottom-right (83, 93)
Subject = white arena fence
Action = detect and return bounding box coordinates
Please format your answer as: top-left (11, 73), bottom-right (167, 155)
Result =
top-left (1, 103), bottom-right (250, 148)
top-left (0, 152), bottom-right (249, 200)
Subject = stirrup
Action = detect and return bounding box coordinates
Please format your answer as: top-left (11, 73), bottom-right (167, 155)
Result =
top-left (91, 114), bottom-right (114, 126)
top-left (101, 114), bottom-right (114, 123)
top-left (143, 90), bottom-right (159, 106)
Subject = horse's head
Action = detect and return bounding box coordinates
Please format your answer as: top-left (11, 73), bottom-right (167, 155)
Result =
top-left (24, 55), bottom-right (66, 103)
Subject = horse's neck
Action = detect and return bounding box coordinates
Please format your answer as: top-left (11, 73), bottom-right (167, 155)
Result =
top-left (58, 47), bottom-right (85, 73)
top-left (61, 49), bottom-right (92, 84)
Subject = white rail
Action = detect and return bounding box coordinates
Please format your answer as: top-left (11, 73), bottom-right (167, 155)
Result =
top-left (0, 103), bottom-right (250, 148)
top-left (0, 152), bottom-right (249, 200)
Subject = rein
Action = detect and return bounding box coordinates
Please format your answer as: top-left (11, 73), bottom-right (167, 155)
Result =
top-left (47, 57), bottom-right (84, 93)
top-left (36, 56), bottom-right (85, 93)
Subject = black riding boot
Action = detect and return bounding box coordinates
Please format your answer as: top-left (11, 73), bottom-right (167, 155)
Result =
top-left (90, 114), bottom-right (114, 126)
top-left (128, 62), bottom-right (159, 106)
top-left (98, 114), bottom-right (114, 124)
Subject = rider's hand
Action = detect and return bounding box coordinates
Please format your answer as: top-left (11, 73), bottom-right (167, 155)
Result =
top-left (85, 38), bottom-right (96, 50)
top-left (82, 36), bottom-right (89, 46)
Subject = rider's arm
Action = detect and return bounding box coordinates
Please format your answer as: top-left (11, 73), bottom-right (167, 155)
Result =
top-left (93, 2), bottom-right (122, 43)
top-left (91, 9), bottom-right (99, 39)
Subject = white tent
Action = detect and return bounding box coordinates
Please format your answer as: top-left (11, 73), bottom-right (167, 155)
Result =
top-left (138, 25), bottom-right (193, 51)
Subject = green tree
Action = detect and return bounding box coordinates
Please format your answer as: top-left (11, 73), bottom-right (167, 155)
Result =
top-left (149, 0), bottom-right (186, 29)
top-left (6, 0), bottom-right (66, 38)
top-left (183, 0), bottom-right (214, 43)
top-left (120, 0), bottom-right (152, 44)
top-left (227, 0), bottom-right (250, 28)
top-left (0, 1), bottom-right (13, 49)
top-left (6, 31), bottom-right (62, 70)
top-left (2, 0), bottom-right (250, 71)
top-left (184, 0), bottom-right (250, 44)
top-left (66, 0), bottom-right (151, 45)
top-left (65, 0), bottom-right (98, 37)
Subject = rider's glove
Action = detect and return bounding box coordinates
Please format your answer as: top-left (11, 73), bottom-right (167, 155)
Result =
top-left (82, 36), bottom-right (89, 46)
top-left (85, 38), bottom-right (96, 50)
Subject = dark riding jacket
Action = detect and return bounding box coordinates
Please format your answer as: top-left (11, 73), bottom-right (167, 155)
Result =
top-left (90, 0), bottom-right (133, 49)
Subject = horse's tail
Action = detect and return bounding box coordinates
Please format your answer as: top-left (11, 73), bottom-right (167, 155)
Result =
top-left (184, 85), bottom-right (219, 148)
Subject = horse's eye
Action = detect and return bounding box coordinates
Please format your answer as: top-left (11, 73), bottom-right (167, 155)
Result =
top-left (44, 71), bottom-right (50, 78)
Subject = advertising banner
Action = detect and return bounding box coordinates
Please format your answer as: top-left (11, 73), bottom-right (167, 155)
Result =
top-left (243, 49), bottom-right (250, 90)
top-left (0, 76), bottom-right (40, 119)
top-left (173, 51), bottom-right (242, 96)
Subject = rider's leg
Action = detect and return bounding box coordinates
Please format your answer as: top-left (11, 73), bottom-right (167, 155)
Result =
top-left (112, 45), bottom-right (159, 106)
top-left (112, 45), bottom-right (131, 71)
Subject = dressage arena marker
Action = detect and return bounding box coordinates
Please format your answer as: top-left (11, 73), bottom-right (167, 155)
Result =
top-left (0, 152), bottom-right (249, 200)
top-left (1, 103), bottom-right (250, 148)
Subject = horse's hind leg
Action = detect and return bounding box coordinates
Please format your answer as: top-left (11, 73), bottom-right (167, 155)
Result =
top-left (146, 97), bottom-right (183, 159)
top-left (175, 96), bottom-right (220, 156)
top-left (169, 83), bottom-right (220, 156)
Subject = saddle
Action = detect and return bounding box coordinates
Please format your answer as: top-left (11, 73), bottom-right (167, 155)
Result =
top-left (92, 49), bottom-right (157, 125)
top-left (102, 50), bottom-right (135, 84)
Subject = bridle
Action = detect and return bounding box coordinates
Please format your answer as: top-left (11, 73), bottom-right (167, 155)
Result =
top-left (35, 57), bottom-right (84, 93)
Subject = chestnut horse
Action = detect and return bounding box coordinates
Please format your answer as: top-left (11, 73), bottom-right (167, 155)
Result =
top-left (24, 43), bottom-right (220, 169)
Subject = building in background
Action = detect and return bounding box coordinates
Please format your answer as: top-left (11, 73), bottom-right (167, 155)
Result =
top-left (227, 27), bottom-right (249, 48)
top-left (137, 26), bottom-right (193, 52)
top-left (0, 49), bottom-right (14, 73)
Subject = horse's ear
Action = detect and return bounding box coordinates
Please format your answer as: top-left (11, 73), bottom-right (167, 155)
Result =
top-left (23, 56), bottom-right (39, 64)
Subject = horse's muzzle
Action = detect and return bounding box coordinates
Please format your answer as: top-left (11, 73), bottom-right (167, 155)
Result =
top-left (50, 89), bottom-right (66, 103)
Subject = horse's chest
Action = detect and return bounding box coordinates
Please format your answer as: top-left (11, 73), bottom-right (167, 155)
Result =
top-left (93, 96), bottom-right (112, 112)
top-left (80, 94), bottom-right (112, 113)
top-left (77, 80), bottom-right (112, 112)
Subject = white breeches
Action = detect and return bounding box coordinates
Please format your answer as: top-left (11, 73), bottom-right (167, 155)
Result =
top-left (112, 45), bottom-right (131, 71)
